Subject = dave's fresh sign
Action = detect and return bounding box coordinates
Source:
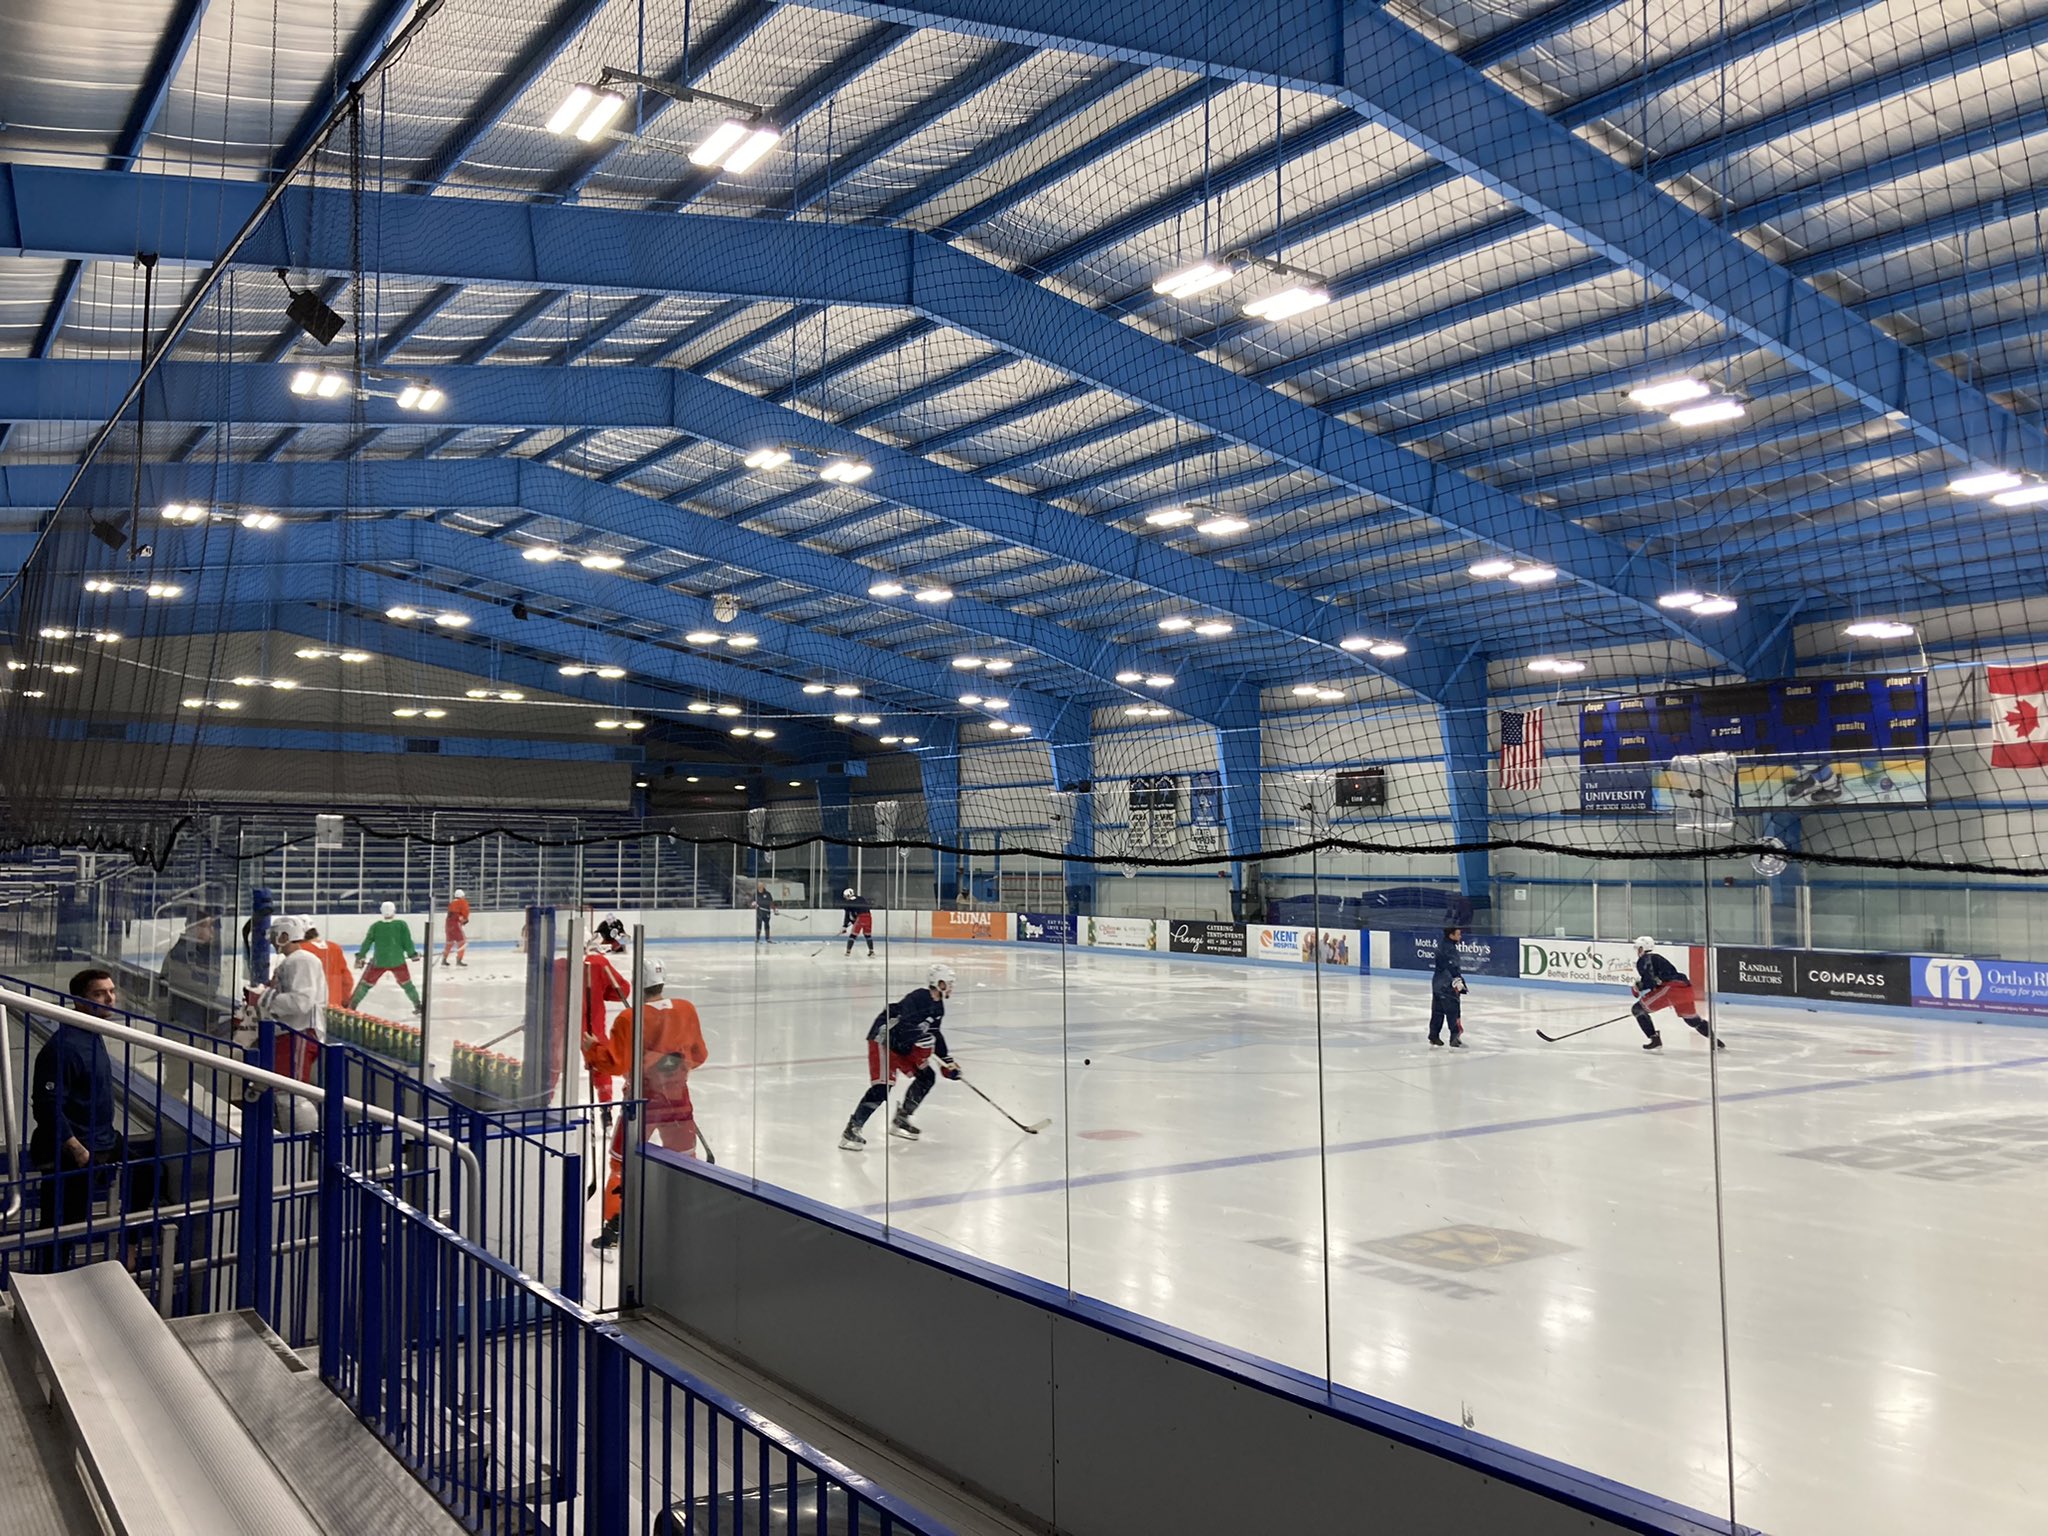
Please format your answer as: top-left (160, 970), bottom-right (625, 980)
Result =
top-left (1520, 938), bottom-right (1697, 988)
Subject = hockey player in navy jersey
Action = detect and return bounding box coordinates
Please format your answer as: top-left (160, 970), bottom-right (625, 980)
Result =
top-left (1428, 926), bottom-right (1468, 1047)
top-left (840, 887), bottom-right (875, 956)
top-left (839, 963), bottom-right (959, 1149)
top-left (1631, 936), bottom-right (1724, 1050)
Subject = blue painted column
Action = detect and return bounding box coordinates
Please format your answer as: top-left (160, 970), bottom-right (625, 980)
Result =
top-left (918, 722), bottom-right (962, 905)
top-left (817, 771), bottom-right (853, 895)
top-left (1439, 664), bottom-right (1491, 912)
top-left (1215, 701), bottom-right (1262, 914)
top-left (1048, 729), bottom-right (1094, 914)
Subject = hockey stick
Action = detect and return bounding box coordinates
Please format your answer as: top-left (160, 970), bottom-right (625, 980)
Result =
top-left (958, 1074), bottom-right (1050, 1134)
top-left (696, 1126), bottom-right (717, 1166)
top-left (1535, 1009), bottom-right (1639, 1044)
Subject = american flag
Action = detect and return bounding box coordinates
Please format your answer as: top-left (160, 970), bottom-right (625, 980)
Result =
top-left (1499, 708), bottom-right (1545, 789)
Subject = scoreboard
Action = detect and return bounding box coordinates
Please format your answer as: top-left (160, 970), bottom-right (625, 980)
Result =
top-left (1578, 674), bottom-right (1929, 813)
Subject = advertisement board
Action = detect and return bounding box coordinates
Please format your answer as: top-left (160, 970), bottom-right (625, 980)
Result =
top-left (1166, 920), bottom-right (1247, 958)
top-left (1014, 912), bottom-right (1075, 945)
top-left (1249, 926), bottom-right (1357, 966)
top-left (1914, 956), bottom-right (2048, 1016)
top-left (1794, 951), bottom-right (1910, 1006)
top-left (932, 911), bottom-right (1009, 941)
top-left (1714, 946), bottom-right (1797, 997)
top-left (1086, 917), bottom-right (1158, 950)
top-left (1391, 931), bottom-right (1519, 978)
top-left (1519, 938), bottom-right (1697, 988)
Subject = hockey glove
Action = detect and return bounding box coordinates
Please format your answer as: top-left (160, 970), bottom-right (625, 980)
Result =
top-left (939, 1057), bottom-right (963, 1081)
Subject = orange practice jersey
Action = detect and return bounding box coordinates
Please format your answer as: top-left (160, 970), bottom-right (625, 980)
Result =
top-left (585, 998), bottom-right (707, 1095)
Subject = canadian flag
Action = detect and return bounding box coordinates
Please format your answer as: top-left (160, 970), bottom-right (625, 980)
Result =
top-left (1989, 663), bottom-right (2048, 768)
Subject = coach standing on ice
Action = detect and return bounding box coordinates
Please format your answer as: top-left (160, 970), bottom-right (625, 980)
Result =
top-left (1428, 926), bottom-right (1468, 1047)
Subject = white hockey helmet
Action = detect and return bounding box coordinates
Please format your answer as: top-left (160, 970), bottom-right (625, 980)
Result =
top-left (642, 958), bottom-right (666, 990)
top-left (380, 901), bottom-right (397, 919)
top-left (453, 889), bottom-right (465, 901)
top-left (270, 915), bottom-right (309, 943)
top-left (843, 887), bottom-right (857, 900)
top-left (1633, 934), bottom-right (1657, 951)
top-left (927, 962), bottom-right (956, 991)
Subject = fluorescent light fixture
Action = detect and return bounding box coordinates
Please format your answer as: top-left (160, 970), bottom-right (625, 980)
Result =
top-left (880, 736), bottom-right (900, 744)
top-left (595, 666), bottom-right (626, 680)
top-left (162, 502), bottom-right (206, 523)
top-left (421, 707), bottom-right (447, 720)
top-left (1627, 378), bottom-right (1712, 409)
top-left (687, 775), bottom-right (701, 782)
top-left (1145, 507), bottom-right (1197, 527)
top-left (1669, 395), bottom-right (1747, 427)
top-left (92, 632), bottom-right (121, 643)
top-left (953, 657), bottom-right (985, 670)
top-left (727, 634), bottom-right (758, 648)
top-left (1690, 595), bottom-right (1739, 616)
top-left (754, 728), bottom-right (774, 739)
top-left (913, 587), bottom-right (952, 603)
top-left (1125, 705), bottom-right (1149, 717)
top-left (465, 689), bottom-right (490, 698)
top-left (1144, 674), bottom-right (1173, 688)
top-left (558, 664), bottom-right (590, 676)
top-left (314, 371), bottom-right (347, 399)
top-left (1339, 637), bottom-right (1369, 651)
top-left (1844, 619), bottom-right (1915, 639)
top-left (1197, 516), bottom-right (1250, 537)
top-left (803, 683), bottom-right (830, 695)
top-left (47, 664), bottom-right (79, 675)
top-left (231, 675), bottom-right (260, 687)
top-left (867, 580), bottom-right (905, 598)
top-left (1468, 558), bottom-right (1516, 578)
top-left (1991, 483), bottom-right (2048, 507)
top-left (240, 511), bottom-right (282, 530)
top-left (691, 119), bottom-right (781, 173)
top-left (38, 627), bottom-right (70, 640)
top-left (983, 697), bottom-right (1009, 710)
top-left (744, 447), bottom-right (793, 470)
top-left (1658, 589), bottom-right (1705, 609)
top-left (856, 715), bottom-right (879, 726)
top-left (1152, 260), bottom-right (1237, 299)
top-left (685, 631), bottom-right (721, 645)
top-left (982, 659), bottom-right (1012, 673)
top-left (688, 702), bottom-right (714, 713)
top-left (1315, 688), bottom-right (1345, 701)
top-left (144, 583), bottom-right (184, 599)
top-left (832, 685), bottom-right (861, 697)
top-left (594, 718), bottom-right (622, 730)
top-left (84, 579), bottom-right (117, 592)
top-left (578, 553), bottom-right (625, 571)
top-left (715, 704), bottom-right (742, 717)
top-left (1242, 282), bottom-right (1330, 321)
top-left (392, 706), bottom-right (421, 718)
top-left (1193, 620), bottom-right (1234, 636)
top-left (523, 546), bottom-right (564, 562)
top-left (386, 606), bottom-right (420, 621)
top-left (1292, 685), bottom-right (1318, 697)
top-left (1115, 670), bottom-right (1143, 683)
top-left (820, 458), bottom-right (872, 484)
top-left (397, 384), bottom-right (422, 409)
top-left (432, 612), bottom-right (470, 628)
top-left (900, 735), bottom-right (919, 745)
top-left (959, 693), bottom-right (984, 706)
top-left (987, 721), bottom-right (1010, 733)
top-left (833, 712), bottom-right (856, 724)
top-left (1159, 616), bottom-right (1193, 632)
top-left (1506, 565), bottom-right (1558, 585)
top-left (1949, 470), bottom-right (2023, 496)
top-left (339, 650), bottom-right (370, 663)
top-left (1529, 658), bottom-right (1586, 674)
top-left (20, 689), bottom-right (45, 698)
top-left (623, 720), bottom-right (645, 731)
top-left (270, 679), bottom-right (299, 691)
top-left (182, 697), bottom-right (208, 709)
top-left (1009, 723), bottom-right (1031, 735)
top-left (546, 84), bottom-right (598, 134)
top-left (730, 726), bottom-right (753, 738)
top-left (1369, 641), bottom-right (1407, 658)
top-left (289, 370), bottom-right (319, 396)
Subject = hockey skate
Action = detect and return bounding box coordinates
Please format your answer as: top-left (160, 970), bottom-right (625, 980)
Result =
top-left (889, 1111), bottom-right (921, 1140)
top-left (1642, 1031), bottom-right (1664, 1050)
top-left (590, 1215), bottom-right (621, 1251)
top-left (838, 1122), bottom-right (866, 1151)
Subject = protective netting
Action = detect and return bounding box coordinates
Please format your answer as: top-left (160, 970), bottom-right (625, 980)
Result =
top-left (3, 0), bottom-right (2047, 912)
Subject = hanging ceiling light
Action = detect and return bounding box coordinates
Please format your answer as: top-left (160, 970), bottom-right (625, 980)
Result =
top-left (1193, 620), bottom-right (1234, 637)
top-left (1145, 507), bottom-right (1197, 527)
top-left (1196, 516), bottom-right (1250, 537)
top-left (1505, 565), bottom-right (1558, 585)
top-left (1844, 619), bottom-right (1915, 639)
top-left (1626, 378), bottom-right (1712, 409)
top-left (1152, 260), bottom-right (1238, 299)
top-left (744, 447), bottom-right (793, 470)
top-left (689, 118), bottom-right (783, 174)
top-left (1991, 482), bottom-right (2048, 507)
top-left (1668, 395), bottom-right (1747, 428)
top-left (1158, 617), bottom-right (1193, 632)
top-left (546, 84), bottom-right (629, 141)
top-left (1467, 558), bottom-right (1516, 579)
top-left (1949, 469), bottom-right (2022, 496)
top-left (1242, 280), bottom-right (1330, 322)
top-left (867, 579), bottom-right (905, 598)
top-left (1145, 674), bottom-right (1173, 688)
top-left (913, 587), bottom-right (952, 604)
top-left (819, 458), bottom-right (873, 484)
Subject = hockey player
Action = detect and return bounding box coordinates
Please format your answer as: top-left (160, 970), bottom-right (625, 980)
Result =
top-left (840, 887), bottom-right (874, 956)
top-left (579, 947), bottom-right (632, 1107)
top-left (1631, 936), bottom-right (1723, 1050)
top-left (1428, 926), bottom-right (1467, 1047)
top-left (300, 920), bottom-right (356, 1014)
top-left (583, 960), bottom-right (707, 1250)
top-left (248, 916), bottom-right (329, 1080)
top-left (350, 902), bottom-right (424, 1013)
top-left (752, 885), bottom-right (776, 945)
top-left (591, 913), bottom-right (628, 953)
top-left (839, 963), bottom-right (960, 1150)
top-left (440, 889), bottom-right (471, 967)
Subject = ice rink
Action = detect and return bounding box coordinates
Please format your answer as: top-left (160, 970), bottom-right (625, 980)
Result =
top-left (419, 931), bottom-right (2048, 1536)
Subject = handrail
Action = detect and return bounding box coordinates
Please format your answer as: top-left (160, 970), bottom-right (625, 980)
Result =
top-left (0, 1003), bottom-right (21, 1219)
top-left (0, 986), bottom-right (483, 1246)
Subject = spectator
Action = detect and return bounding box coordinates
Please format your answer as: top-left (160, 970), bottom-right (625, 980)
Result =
top-left (160, 912), bottom-right (221, 1030)
top-left (31, 969), bottom-right (152, 1267)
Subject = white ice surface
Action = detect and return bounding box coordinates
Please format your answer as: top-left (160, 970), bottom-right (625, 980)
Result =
top-left (417, 933), bottom-right (2048, 1536)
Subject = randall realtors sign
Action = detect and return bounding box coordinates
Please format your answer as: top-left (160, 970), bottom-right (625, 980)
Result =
top-left (1715, 946), bottom-right (1797, 997)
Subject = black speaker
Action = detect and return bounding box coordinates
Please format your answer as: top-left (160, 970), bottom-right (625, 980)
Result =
top-left (286, 286), bottom-right (345, 346)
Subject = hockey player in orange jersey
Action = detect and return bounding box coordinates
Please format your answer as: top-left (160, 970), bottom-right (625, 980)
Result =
top-left (582, 959), bottom-right (707, 1250)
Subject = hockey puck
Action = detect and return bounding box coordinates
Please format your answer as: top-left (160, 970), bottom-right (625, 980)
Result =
top-left (1083, 1057), bottom-right (1091, 1066)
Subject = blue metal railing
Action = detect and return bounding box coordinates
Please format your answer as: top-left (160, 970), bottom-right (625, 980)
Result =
top-left (325, 1047), bottom-right (953, 1535)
